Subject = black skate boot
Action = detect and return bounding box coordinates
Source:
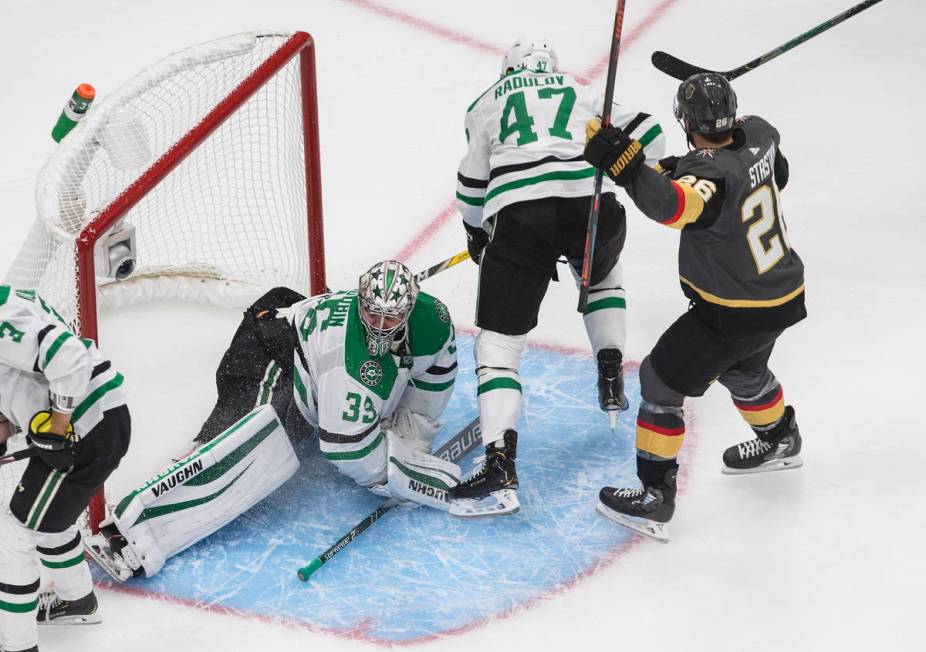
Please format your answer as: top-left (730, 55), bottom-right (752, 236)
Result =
top-left (597, 467), bottom-right (677, 542)
top-left (83, 521), bottom-right (144, 583)
top-left (597, 348), bottom-right (629, 417)
top-left (448, 430), bottom-right (519, 517)
top-left (36, 590), bottom-right (100, 626)
top-left (723, 405), bottom-right (803, 475)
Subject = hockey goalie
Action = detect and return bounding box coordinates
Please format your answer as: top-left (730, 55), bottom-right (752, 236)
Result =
top-left (86, 260), bottom-right (461, 580)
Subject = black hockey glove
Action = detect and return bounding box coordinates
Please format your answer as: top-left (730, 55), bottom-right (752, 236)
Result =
top-left (656, 155), bottom-right (680, 177)
top-left (463, 221), bottom-right (490, 265)
top-left (583, 120), bottom-right (645, 187)
top-left (28, 411), bottom-right (76, 471)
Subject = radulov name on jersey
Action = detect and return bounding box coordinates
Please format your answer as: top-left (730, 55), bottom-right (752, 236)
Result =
top-left (150, 459), bottom-right (205, 498)
top-left (748, 142), bottom-right (777, 189)
top-left (495, 74), bottom-right (566, 100)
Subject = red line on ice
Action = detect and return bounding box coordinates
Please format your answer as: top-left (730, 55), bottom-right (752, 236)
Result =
top-left (341, 0), bottom-right (506, 57)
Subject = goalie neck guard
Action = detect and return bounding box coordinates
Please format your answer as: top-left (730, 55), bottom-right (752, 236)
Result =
top-left (357, 260), bottom-right (419, 357)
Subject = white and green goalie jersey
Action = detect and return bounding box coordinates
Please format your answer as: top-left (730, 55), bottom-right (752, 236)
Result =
top-left (0, 286), bottom-right (126, 435)
top-left (457, 69), bottom-right (666, 226)
top-left (289, 290), bottom-right (457, 487)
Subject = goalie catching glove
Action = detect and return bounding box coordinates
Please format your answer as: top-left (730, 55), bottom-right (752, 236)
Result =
top-left (28, 410), bottom-right (76, 470)
top-left (583, 118), bottom-right (645, 186)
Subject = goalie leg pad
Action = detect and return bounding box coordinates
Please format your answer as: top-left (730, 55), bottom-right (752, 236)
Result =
top-left (385, 431), bottom-right (461, 511)
top-left (109, 404), bottom-right (298, 577)
top-left (0, 510), bottom-right (40, 651)
top-left (475, 330), bottom-right (525, 446)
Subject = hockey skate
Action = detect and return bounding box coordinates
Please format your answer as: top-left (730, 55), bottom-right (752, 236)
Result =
top-left (36, 591), bottom-right (101, 626)
top-left (83, 521), bottom-right (143, 583)
top-left (597, 468), bottom-right (677, 543)
top-left (448, 430), bottom-right (519, 517)
top-left (723, 405), bottom-right (803, 475)
top-left (597, 349), bottom-right (629, 431)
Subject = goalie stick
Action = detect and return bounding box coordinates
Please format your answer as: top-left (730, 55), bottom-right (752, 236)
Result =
top-left (651, 0), bottom-right (884, 81)
top-left (296, 416), bottom-right (481, 581)
top-left (578, 0), bottom-right (628, 313)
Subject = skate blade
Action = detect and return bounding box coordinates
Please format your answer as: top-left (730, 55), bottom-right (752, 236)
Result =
top-left (596, 502), bottom-right (670, 542)
top-left (83, 538), bottom-right (133, 583)
top-left (39, 613), bottom-right (102, 626)
top-left (608, 411), bottom-right (618, 433)
top-left (449, 489), bottom-right (519, 518)
top-left (722, 455), bottom-right (804, 476)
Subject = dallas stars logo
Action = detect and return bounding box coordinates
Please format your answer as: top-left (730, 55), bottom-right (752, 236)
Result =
top-left (359, 360), bottom-right (383, 387)
top-left (435, 299), bottom-right (450, 324)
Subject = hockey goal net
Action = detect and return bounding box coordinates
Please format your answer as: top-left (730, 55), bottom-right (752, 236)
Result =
top-left (2, 31), bottom-right (326, 531)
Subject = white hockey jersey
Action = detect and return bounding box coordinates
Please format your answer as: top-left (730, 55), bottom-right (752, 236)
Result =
top-left (0, 286), bottom-right (126, 436)
top-left (289, 290), bottom-right (457, 486)
top-left (457, 69), bottom-right (666, 225)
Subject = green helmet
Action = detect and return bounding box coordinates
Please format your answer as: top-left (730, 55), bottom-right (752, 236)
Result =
top-left (357, 260), bottom-right (419, 357)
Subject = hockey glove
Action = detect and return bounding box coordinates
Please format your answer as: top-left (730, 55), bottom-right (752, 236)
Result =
top-left (655, 155), bottom-right (680, 177)
top-left (463, 221), bottom-right (490, 265)
top-left (28, 411), bottom-right (76, 471)
top-left (583, 119), bottom-right (645, 187)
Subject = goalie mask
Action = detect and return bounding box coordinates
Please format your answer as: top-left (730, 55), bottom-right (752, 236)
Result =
top-left (358, 260), bottom-right (419, 357)
top-left (502, 37), bottom-right (558, 75)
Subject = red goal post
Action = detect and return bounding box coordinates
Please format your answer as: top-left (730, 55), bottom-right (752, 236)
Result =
top-left (4, 31), bottom-right (326, 532)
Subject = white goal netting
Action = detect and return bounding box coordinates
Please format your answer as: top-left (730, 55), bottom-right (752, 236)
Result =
top-left (4, 31), bottom-right (317, 334)
top-left (1, 31), bottom-right (322, 518)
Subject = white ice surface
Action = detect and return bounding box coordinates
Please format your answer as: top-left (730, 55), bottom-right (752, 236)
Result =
top-left (1, 0), bottom-right (924, 650)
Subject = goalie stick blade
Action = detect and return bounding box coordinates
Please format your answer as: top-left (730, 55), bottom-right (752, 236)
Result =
top-left (651, 51), bottom-right (715, 81)
top-left (596, 502), bottom-right (670, 543)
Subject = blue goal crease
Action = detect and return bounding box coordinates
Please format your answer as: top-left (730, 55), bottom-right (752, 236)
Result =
top-left (94, 335), bottom-right (641, 642)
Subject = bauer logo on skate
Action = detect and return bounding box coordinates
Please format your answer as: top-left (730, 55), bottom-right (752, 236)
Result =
top-left (150, 459), bottom-right (205, 498)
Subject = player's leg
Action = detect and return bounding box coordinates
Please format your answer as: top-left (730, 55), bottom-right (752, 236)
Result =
top-left (196, 286), bottom-right (305, 444)
top-left (718, 336), bottom-right (803, 474)
top-left (566, 194), bottom-right (630, 416)
top-left (0, 509), bottom-right (40, 652)
top-left (449, 200), bottom-right (560, 517)
top-left (4, 405), bottom-right (129, 635)
top-left (598, 311), bottom-right (730, 541)
top-left (34, 527), bottom-right (98, 626)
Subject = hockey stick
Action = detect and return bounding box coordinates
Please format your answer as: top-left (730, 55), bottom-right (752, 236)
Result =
top-left (296, 416), bottom-right (481, 581)
top-left (577, 0), bottom-right (628, 313)
top-left (651, 0), bottom-right (884, 81)
top-left (414, 250), bottom-right (470, 284)
top-left (0, 446), bottom-right (39, 466)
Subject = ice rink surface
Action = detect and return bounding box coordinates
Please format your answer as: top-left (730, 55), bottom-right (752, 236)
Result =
top-left (2, 0), bottom-right (925, 650)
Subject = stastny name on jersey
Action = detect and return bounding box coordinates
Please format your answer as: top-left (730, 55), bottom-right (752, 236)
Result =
top-left (495, 74), bottom-right (567, 100)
